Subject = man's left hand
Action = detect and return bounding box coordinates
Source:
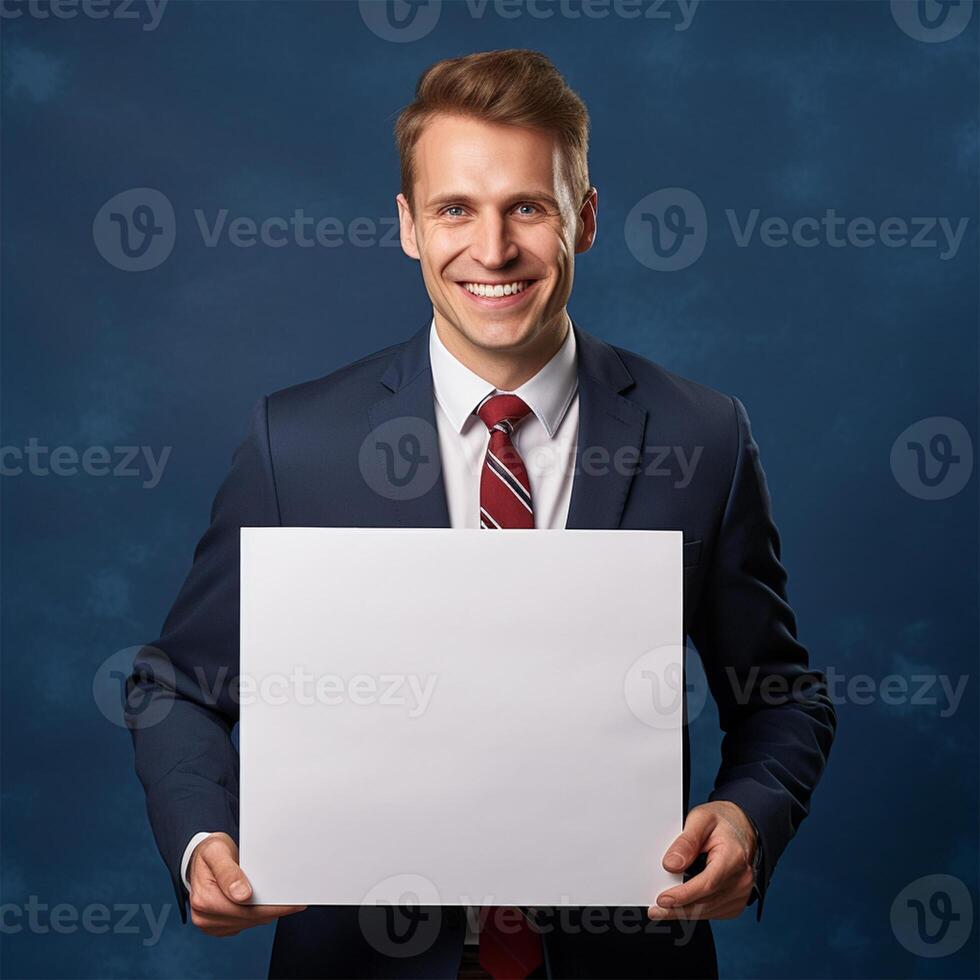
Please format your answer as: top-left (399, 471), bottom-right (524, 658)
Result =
top-left (648, 801), bottom-right (758, 921)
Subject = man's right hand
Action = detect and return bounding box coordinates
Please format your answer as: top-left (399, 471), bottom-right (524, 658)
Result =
top-left (187, 832), bottom-right (307, 936)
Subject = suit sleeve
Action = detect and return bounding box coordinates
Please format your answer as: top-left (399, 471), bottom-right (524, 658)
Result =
top-left (126, 397), bottom-right (281, 922)
top-left (690, 396), bottom-right (837, 920)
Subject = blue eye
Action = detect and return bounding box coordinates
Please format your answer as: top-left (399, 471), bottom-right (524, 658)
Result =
top-left (444, 206), bottom-right (464, 217)
top-left (517, 204), bottom-right (537, 215)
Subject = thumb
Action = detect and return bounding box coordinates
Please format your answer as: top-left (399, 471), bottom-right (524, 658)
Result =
top-left (202, 838), bottom-right (253, 904)
top-left (663, 806), bottom-right (717, 873)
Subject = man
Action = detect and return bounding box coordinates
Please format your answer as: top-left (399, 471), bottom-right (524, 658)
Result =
top-left (128, 49), bottom-right (836, 979)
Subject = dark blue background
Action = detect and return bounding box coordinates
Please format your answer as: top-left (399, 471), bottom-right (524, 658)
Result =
top-left (2, 0), bottom-right (977, 976)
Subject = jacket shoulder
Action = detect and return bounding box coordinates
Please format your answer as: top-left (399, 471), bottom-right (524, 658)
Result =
top-left (265, 338), bottom-right (403, 418)
top-left (611, 343), bottom-right (739, 433)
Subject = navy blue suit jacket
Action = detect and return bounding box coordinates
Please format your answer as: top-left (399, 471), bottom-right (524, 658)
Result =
top-left (128, 320), bottom-right (836, 978)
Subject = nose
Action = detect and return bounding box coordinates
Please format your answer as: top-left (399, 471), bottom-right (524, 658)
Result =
top-left (469, 210), bottom-right (519, 269)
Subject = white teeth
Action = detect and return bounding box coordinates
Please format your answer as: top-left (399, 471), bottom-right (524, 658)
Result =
top-left (462, 281), bottom-right (529, 297)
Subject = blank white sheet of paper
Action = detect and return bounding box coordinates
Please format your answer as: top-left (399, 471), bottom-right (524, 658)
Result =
top-left (239, 527), bottom-right (683, 907)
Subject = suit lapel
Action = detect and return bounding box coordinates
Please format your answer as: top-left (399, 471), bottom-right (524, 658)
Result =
top-left (565, 323), bottom-right (648, 530)
top-left (366, 322), bottom-right (450, 528)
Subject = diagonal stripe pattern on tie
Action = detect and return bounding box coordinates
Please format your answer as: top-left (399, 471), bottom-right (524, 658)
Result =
top-left (476, 393), bottom-right (535, 531)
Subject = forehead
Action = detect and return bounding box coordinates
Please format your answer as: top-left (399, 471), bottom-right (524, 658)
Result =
top-left (413, 113), bottom-right (564, 198)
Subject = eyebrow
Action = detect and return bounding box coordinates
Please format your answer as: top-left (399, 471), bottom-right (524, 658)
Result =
top-left (425, 191), bottom-right (561, 212)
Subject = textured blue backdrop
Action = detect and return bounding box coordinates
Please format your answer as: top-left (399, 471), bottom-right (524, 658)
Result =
top-left (2, 0), bottom-right (978, 977)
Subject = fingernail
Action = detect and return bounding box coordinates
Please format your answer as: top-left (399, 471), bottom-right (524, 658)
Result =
top-left (648, 907), bottom-right (668, 919)
top-left (658, 896), bottom-right (675, 908)
top-left (230, 880), bottom-right (250, 901)
top-left (664, 851), bottom-right (684, 870)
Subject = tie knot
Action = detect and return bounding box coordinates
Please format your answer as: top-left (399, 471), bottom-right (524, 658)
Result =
top-left (476, 393), bottom-right (532, 435)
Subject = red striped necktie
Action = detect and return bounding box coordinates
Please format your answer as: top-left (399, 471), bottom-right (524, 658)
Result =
top-left (477, 394), bottom-right (535, 531)
top-left (474, 393), bottom-right (544, 977)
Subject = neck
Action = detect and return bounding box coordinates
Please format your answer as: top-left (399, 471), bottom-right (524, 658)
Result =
top-left (434, 312), bottom-right (569, 391)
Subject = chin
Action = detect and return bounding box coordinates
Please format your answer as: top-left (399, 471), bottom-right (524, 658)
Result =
top-left (458, 316), bottom-right (538, 351)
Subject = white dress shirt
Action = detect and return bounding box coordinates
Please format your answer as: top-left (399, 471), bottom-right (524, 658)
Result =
top-left (181, 314), bottom-right (581, 941)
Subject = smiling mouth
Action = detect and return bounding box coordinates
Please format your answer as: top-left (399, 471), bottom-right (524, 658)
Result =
top-left (460, 279), bottom-right (533, 297)
top-left (455, 279), bottom-right (539, 307)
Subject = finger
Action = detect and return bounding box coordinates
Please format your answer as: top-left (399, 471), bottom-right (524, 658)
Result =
top-left (653, 846), bottom-right (738, 910)
top-left (649, 883), bottom-right (745, 921)
top-left (200, 902), bottom-right (306, 922)
top-left (190, 900), bottom-right (307, 936)
top-left (190, 909), bottom-right (242, 935)
top-left (662, 807), bottom-right (717, 873)
top-left (194, 907), bottom-right (301, 928)
top-left (677, 843), bottom-right (754, 906)
top-left (647, 901), bottom-right (708, 921)
top-left (201, 844), bottom-right (252, 904)
top-left (189, 883), bottom-right (249, 923)
top-left (651, 855), bottom-right (754, 921)
top-left (192, 885), bottom-right (306, 922)
top-left (649, 895), bottom-right (748, 921)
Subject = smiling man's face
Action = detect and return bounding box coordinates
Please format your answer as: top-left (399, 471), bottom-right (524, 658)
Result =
top-left (397, 113), bottom-right (596, 381)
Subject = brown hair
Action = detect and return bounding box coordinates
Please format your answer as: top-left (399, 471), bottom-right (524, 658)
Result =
top-left (395, 49), bottom-right (591, 212)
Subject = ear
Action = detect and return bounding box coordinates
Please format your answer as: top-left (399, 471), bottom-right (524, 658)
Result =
top-left (574, 187), bottom-right (598, 255)
top-left (396, 193), bottom-right (420, 260)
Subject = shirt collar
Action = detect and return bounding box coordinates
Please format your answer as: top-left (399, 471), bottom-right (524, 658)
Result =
top-left (428, 313), bottom-right (578, 437)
